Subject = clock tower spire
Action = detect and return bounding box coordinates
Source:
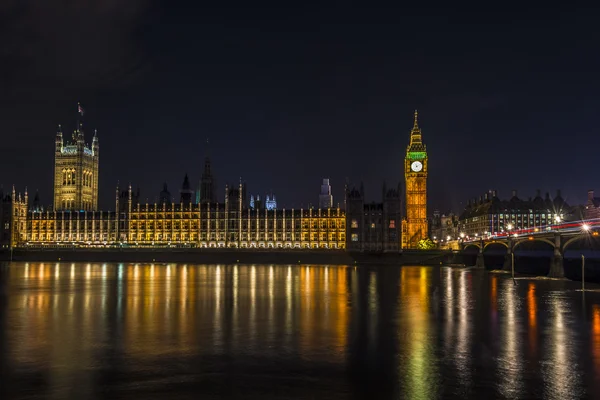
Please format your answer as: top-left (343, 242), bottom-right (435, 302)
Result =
top-left (402, 110), bottom-right (428, 249)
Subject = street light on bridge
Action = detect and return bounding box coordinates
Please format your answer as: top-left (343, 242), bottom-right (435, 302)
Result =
top-left (582, 223), bottom-right (590, 232)
top-left (507, 223), bottom-right (513, 237)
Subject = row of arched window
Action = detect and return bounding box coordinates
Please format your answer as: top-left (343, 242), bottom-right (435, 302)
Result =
top-left (61, 169), bottom-right (93, 187)
top-left (62, 169), bottom-right (75, 186)
top-left (61, 199), bottom-right (75, 210)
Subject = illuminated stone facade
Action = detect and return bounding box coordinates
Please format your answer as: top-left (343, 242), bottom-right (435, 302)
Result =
top-left (402, 111), bottom-right (428, 249)
top-left (54, 103), bottom-right (99, 211)
top-left (16, 183), bottom-right (345, 249)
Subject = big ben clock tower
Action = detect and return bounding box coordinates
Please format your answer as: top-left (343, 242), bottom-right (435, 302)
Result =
top-left (402, 110), bottom-right (428, 249)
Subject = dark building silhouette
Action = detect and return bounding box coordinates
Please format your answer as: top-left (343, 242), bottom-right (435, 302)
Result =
top-left (198, 156), bottom-right (216, 204)
top-left (586, 190), bottom-right (600, 220)
top-left (345, 182), bottom-right (402, 252)
top-left (159, 183), bottom-right (171, 205)
top-left (180, 174), bottom-right (193, 205)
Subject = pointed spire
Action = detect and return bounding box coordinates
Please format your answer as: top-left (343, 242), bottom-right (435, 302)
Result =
top-left (413, 109), bottom-right (419, 130)
top-left (182, 173), bottom-right (190, 190)
top-left (57, 124), bottom-right (63, 135)
top-left (76, 102), bottom-right (85, 138)
top-left (408, 109), bottom-right (424, 148)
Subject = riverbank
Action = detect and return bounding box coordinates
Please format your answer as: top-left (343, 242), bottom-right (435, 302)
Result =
top-left (0, 248), bottom-right (457, 266)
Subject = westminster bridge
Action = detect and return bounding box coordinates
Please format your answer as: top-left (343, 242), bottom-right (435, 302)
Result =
top-left (460, 219), bottom-right (600, 279)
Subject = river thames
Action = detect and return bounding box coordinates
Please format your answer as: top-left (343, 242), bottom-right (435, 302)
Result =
top-left (1, 262), bottom-right (599, 399)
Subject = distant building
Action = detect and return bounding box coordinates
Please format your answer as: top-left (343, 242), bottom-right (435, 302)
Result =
top-left (197, 156), bottom-right (216, 204)
top-left (585, 190), bottom-right (600, 219)
top-left (345, 182), bottom-right (402, 252)
top-left (249, 193), bottom-right (276, 210)
top-left (265, 194), bottom-right (277, 210)
top-left (180, 174), bottom-right (193, 205)
top-left (0, 186), bottom-right (27, 249)
top-left (159, 183), bottom-right (171, 205)
top-left (319, 179), bottom-right (333, 209)
top-left (431, 210), bottom-right (459, 242)
top-left (458, 189), bottom-right (569, 238)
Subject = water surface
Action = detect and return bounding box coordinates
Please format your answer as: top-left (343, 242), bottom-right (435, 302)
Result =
top-left (0, 262), bottom-right (599, 399)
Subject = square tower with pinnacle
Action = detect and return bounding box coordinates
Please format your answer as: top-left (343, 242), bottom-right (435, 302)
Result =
top-left (53, 103), bottom-right (99, 211)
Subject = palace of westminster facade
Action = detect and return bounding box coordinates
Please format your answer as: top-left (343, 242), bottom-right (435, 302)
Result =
top-left (0, 106), bottom-right (430, 251)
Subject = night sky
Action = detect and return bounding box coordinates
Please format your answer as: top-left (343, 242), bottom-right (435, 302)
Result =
top-left (1, 3), bottom-right (598, 212)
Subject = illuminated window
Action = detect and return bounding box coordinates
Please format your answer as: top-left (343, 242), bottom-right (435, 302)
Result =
top-left (351, 219), bottom-right (358, 228)
top-left (389, 219), bottom-right (396, 229)
top-left (351, 233), bottom-right (359, 242)
top-left (371, 223), bottom-right (375, 228)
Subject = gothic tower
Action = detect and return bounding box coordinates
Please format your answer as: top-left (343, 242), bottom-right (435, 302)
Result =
top-left (180, 173), bottom-right (193, 205)
top-left (199, 156), bottom-right (216, 204)
top-left (53, 103), bottom-right (99, 211)
top-left (402, 110), bottom-right (428, 249)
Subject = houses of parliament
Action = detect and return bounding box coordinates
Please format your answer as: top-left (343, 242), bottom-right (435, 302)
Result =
top-left (0, 105), bottom-right (429, 251)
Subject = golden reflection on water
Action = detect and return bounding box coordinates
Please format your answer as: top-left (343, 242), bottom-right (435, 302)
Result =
top-left (4, 263), bottom-right (350, 365)
top-left (593, 305), bottom-right (600, 375)
top-left (455, 270), bottom-right (470, 386)
top-left (399, 267), bottom-right (436, 400)
top-left (527, 282), bottom-right (537, 357)
top-left (4, 262), bottom-right (600, 398)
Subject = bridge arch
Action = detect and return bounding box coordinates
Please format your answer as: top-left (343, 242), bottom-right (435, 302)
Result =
top-left (463, 243), bottom-right (481, 251)
top-left (562, 235), bottom-right (600, 252)
top-left (513, 238), bottom-right (555, 252)
top-left (483, 241), bottom-right (508, 250)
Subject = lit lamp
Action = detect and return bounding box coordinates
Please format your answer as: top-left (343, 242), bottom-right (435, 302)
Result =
top-left (554, 215), bottom-right (561, 231)
top-left (507, 223), bottom-right (513, 237)
top-left (582, 224), bottom-right (590, 232)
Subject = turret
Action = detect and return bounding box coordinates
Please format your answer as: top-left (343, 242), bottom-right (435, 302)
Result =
top-left (92, 129), bottom-right (99, 156)
top-left (159, 183), bottom-right (171, 205)
top-left (75, 102), bottom-right (85, 150)
top-left (55, 124), bottom-right (63, 153)
top-left (33, 190), bottom-right (41, 212)
top-left (180, 173), bottom-right (193, 205)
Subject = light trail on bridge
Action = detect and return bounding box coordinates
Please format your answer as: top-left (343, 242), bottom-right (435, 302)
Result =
top-left (462, 218), bottom-right (600, 243)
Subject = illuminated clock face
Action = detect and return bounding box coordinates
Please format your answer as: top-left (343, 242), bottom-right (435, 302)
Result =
top-left (411, 161), bottom-right (423, 172)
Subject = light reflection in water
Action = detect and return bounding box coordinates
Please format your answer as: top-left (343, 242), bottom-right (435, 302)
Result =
top-left (250, 265), bottom-right (256, 345)
top-left (455, 270), bottom-right (471, 387)
top-left (593, 305), bottom-right (600, 375)
top-left (399, 267), bottom-right (437, 399)
top-left (527, 283), bottom-right (537, 357)
top-left (368, 271), bottom-right (378, 353)
top-left (215, 265), bottom-right (223, 350)
top-left (498, 279), bottom-right (522, 399)
top-left (544, 296), bottom-right (581, 399)
top-left (4, 262), bottom-right (600, 399)
top-left (444, 268), bottom-right (454, 360)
